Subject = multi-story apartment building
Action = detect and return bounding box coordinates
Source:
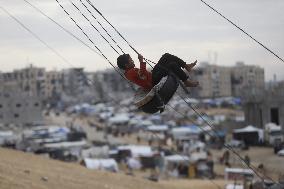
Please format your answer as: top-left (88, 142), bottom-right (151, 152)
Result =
top-left (191, 62), bottom-right (265, 98)
top-left (45, 71), bottom-right (63, 99)
top-left (193, 62), bottom-right (232, 98)
top-left (2, 72), bottom-right (22, 93)
top-left (1, 66), bottom-right (94, 101)
top-left (11, 65), bottom-right (46, 97)
top-left (62, 68), bottom-right (88, 97)
top-left (231, 62), bottom-right (265, 97)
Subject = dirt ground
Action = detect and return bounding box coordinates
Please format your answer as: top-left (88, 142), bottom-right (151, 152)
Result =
top-left (0, 148), bottom-right (227, 189)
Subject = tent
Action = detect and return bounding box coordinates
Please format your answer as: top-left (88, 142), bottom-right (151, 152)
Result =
top-left (171, 125), bottom-right (201, 141)
top-left (83, 158), bottom-right (118, 172)
top-left (81, 146), bottom-right (109, 158)
top-left (117, 145), bottom-right (153, 157)
top-left (225, 184), bottom-right (244, 189)
top-left (147, 125), bottom-right (169, 132)
top-left (0, 131), bottom-right (16, 145)
top-left (43, 140), bottom-right (88, 149)
top-left (233, 125), bottom-right (263, 145)
top-left (165, 155), bottom-right (189, 163)
top-left (108, 114), bottom-right (129, 124)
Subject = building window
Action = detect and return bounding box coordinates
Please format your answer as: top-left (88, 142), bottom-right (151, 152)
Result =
top-left (0, 104), bottom-right (2, 108)
top-left (270, 108), bottom-right (279, 125)
top-left (16, 103), bottom-right (22, 108)
top-left (34, 102), bottom-right (39, 107)
top-left (14, 114), bottom-right (19, 118)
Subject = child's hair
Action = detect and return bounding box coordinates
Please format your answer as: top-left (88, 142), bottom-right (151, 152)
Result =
top-left (117, 54), bottom-right (130, 70)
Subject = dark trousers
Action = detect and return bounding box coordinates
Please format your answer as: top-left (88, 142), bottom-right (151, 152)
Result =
top-left (152, 53), bottom-right (189, 86)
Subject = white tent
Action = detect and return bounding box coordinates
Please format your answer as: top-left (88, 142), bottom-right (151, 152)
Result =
top-left (165, 155), bottom-right (189, 163)
top-left (140, 120), bottom-right (153, 127)
top-left (81, 146), bottom-right (109, 158)
top-left (233, 125), bottom-right (264, 145)
top-left (147, 125), bottom-right (169, 132)
top-left (84, 158), bottom-right (118, 172)
top-left (108, 114), bottom-right (129, 124)
top-left (189, 151), bottom-right (207, 162)
top-left (265, 123), bottom-right (281, 131)
top-left (234, 125), bottom-right (264, 141)
top-left (43, 140), bottom-right (87, 149)
top-left (118, 145), bottom-right (153, 157)
top-left (226, 184), bottom-right (244, 189)
top-left (0, 131), bottom-right (14, 137)
top-left (171, 126), bottom-right (201, 140)
top-left (234, 125), bottom-right (261, 133)
top-left (0, 131), bottom-right (16, 145)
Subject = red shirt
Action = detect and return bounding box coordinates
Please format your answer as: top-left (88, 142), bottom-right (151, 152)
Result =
top-left (125, 62), bottom-right (152, 90)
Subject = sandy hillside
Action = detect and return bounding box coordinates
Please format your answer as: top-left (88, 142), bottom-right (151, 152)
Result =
top-left (0, 148), bottom-right (226, 189)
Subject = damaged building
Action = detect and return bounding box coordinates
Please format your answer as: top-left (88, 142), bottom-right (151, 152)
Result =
top-left (0, 92), bottom-right (43, 125)
top-left (243, 81), bottom-right (284, 130)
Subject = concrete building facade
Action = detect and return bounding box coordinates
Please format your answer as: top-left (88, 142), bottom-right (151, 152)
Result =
top-left (0, 92), bottom-right (43, 124)
top-left (191, 62), bottom-right (265, 99)
top-left (4, 65), bottom-right (46, 97)
top-left (244, 81), bottom-right (284, 130)
top-left (62, 68), bottom-right (88, 97)
top-left (45, 71), bottom-right (63, 99)
top-left (231, 62), bottom-right (265, 97)
top-left (193, 63), bottom-right (232, 98)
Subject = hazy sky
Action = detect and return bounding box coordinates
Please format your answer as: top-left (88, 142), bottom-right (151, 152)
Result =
top-left (1, 0), bottom-right (284, 81)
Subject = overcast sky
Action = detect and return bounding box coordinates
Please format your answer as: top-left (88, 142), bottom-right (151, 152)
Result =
top-left (1, 0), bottom-right (284, 81)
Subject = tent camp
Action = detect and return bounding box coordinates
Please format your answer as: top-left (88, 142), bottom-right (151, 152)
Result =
top-left (233, 125), bottom-right (263, 145)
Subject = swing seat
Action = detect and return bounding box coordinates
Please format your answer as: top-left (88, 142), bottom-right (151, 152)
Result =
top-left (134, 75), bottom-right (179, 114)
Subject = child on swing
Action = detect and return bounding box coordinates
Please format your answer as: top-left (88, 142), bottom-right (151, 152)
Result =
top-left (117, 53), bottom-right (199, 91)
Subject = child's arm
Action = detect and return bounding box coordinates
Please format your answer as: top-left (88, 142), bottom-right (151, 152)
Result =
top-left (138, 54), bottom-right (147, 78)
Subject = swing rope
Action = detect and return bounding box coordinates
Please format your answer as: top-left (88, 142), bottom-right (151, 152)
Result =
top-left (55, 0), bottom-right (136, 90)
top-left (84, 0), bottom-right (157, 65)
top-left (68, 0), bottom-right (121, 55)
top-left (78, 0), bottom-right (125, 54)
top-left (200, 0), bottom-right (284, 64)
